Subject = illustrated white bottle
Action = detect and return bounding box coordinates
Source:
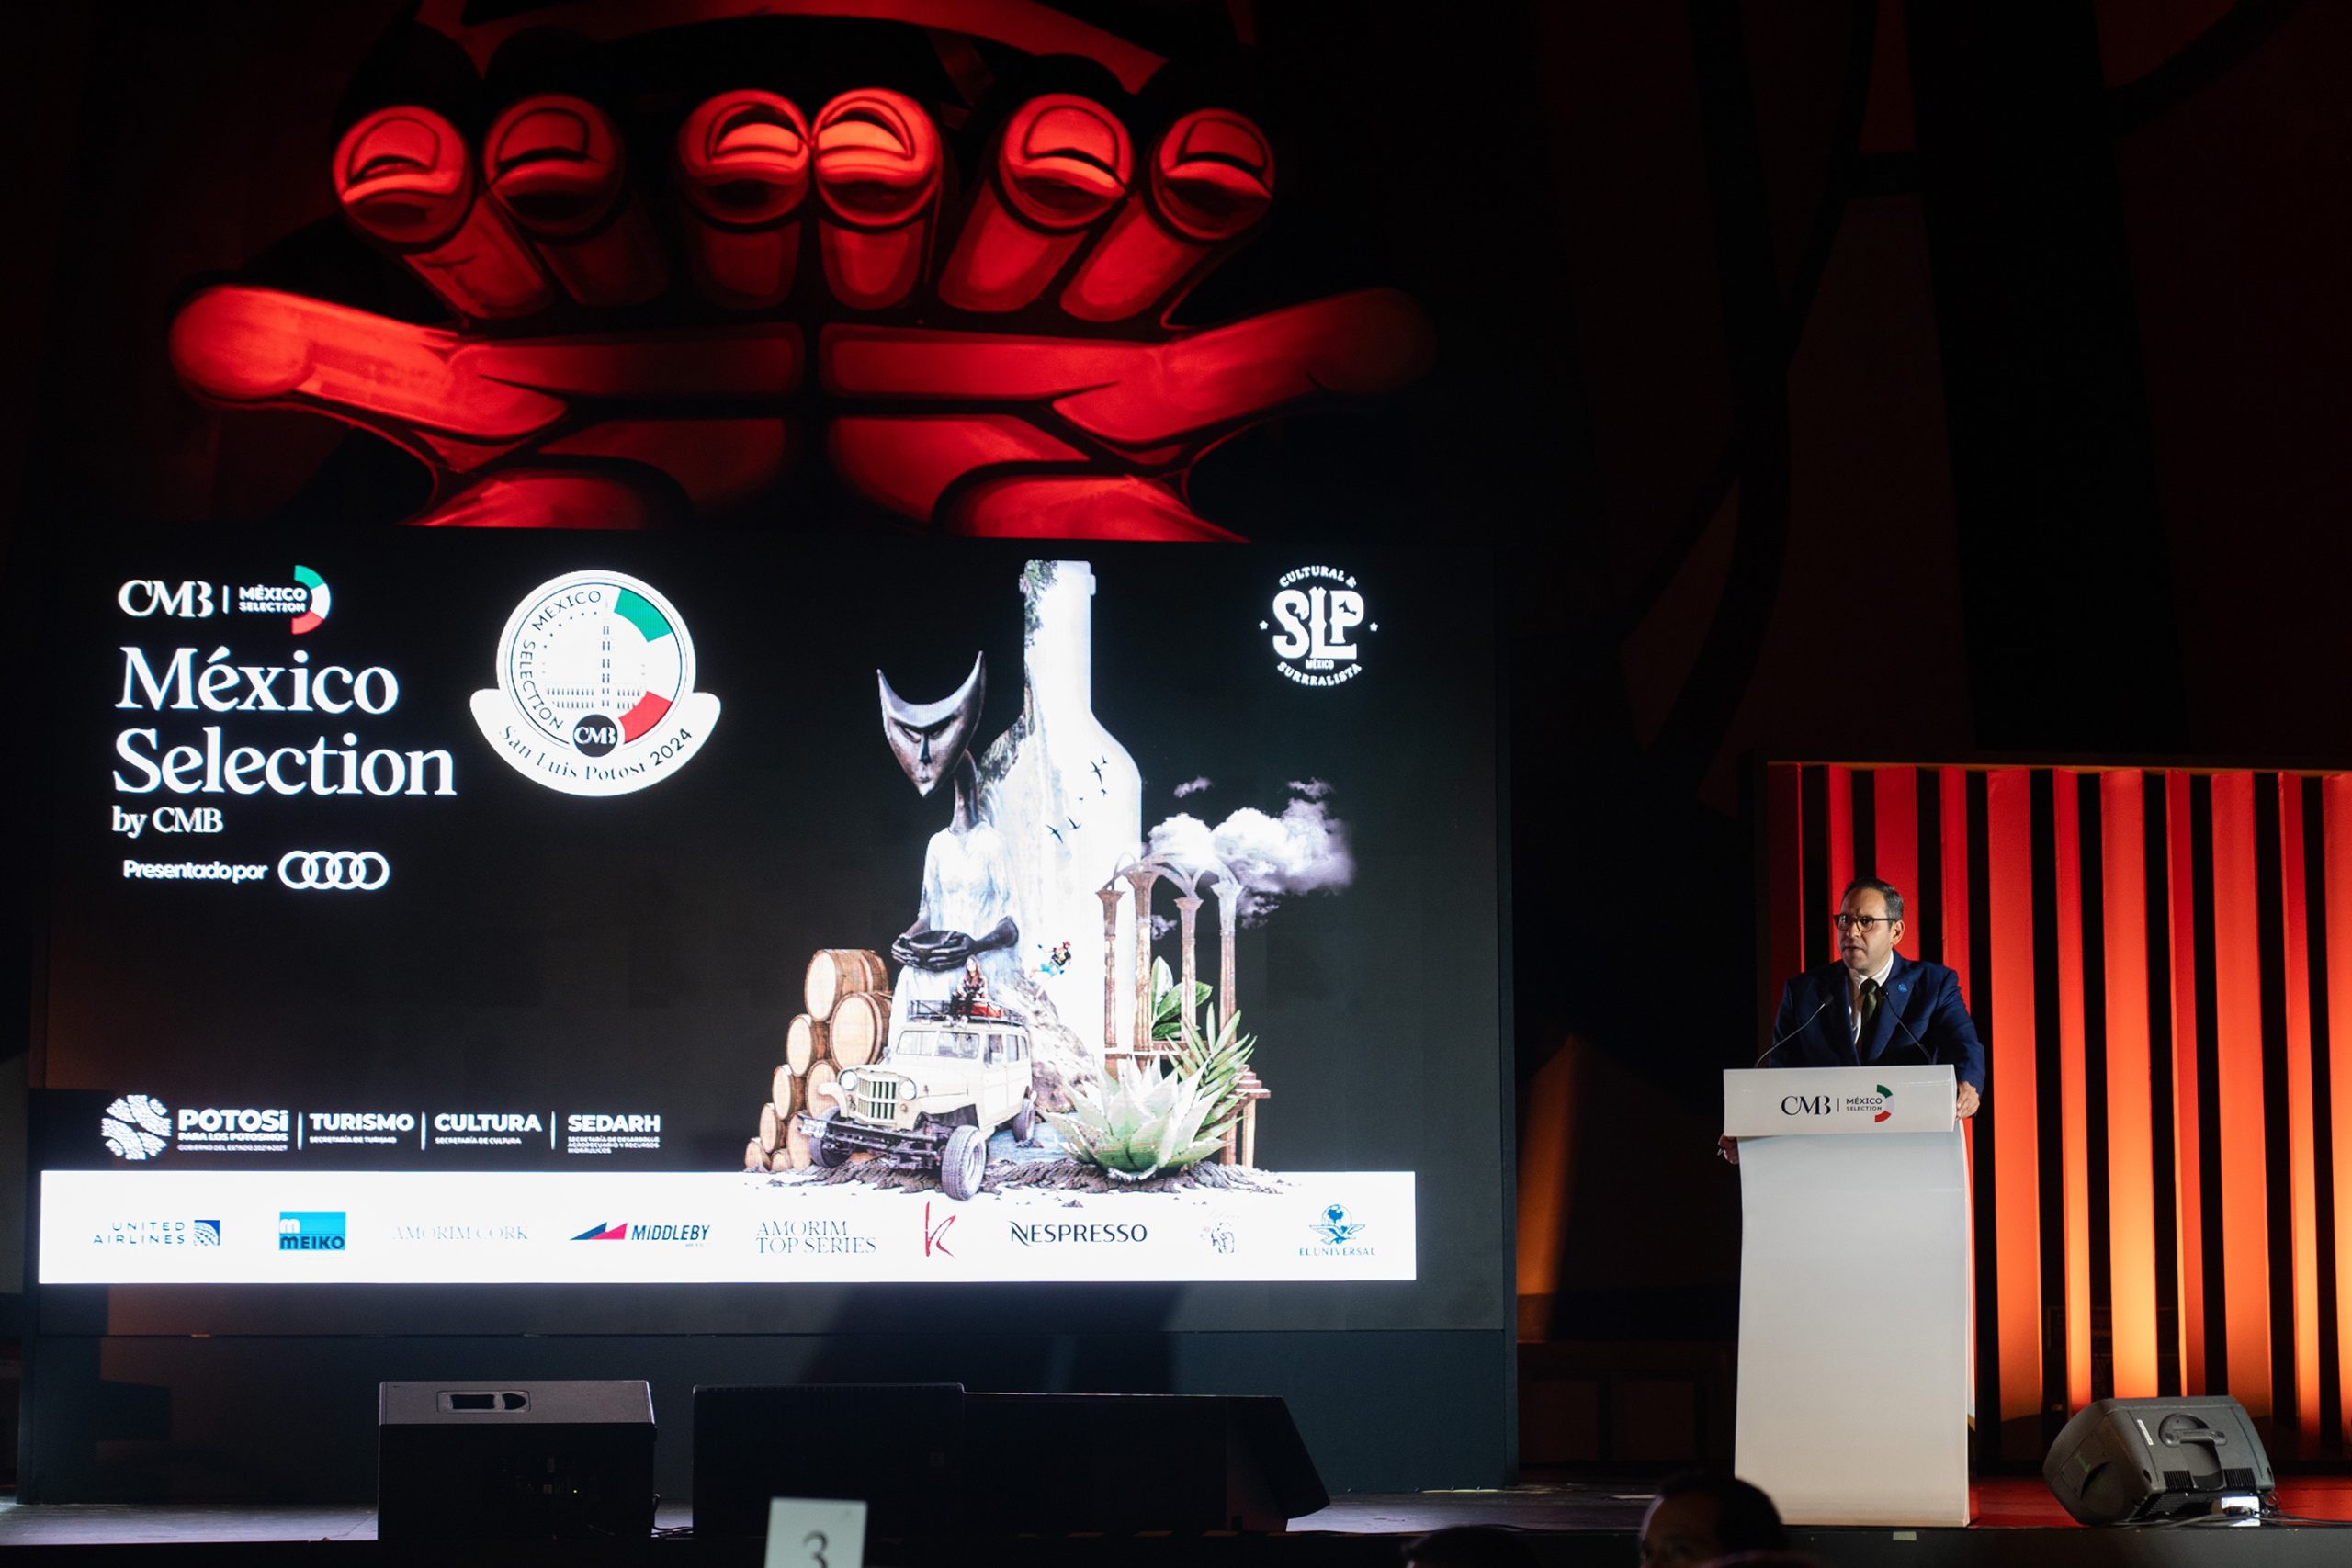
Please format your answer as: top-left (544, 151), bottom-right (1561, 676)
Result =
top-left (978, 560), bottom-right (1143, 1077)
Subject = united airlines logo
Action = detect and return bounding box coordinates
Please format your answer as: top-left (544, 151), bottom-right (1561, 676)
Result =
top-left (470, 570), bottom-right (720, 797)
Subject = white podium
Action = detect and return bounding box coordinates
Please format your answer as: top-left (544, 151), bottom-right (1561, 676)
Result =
top-left (1726, 1066), bottom-right (1970, 1527)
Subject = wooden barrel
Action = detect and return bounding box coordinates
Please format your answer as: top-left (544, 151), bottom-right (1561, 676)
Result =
top-left (772, 1064), bottom-right (799, 1115)
top-left (806, 948), bottom-right (888, 1020)
top-left (758, 1101), bottom-right (781, 1154)
top-left (785, 1013), bottom-right (824, 1076)
top-left (804, 1059), bottom-right (843, 1116)
top-left (830, 989), bottom-right (891, 1069)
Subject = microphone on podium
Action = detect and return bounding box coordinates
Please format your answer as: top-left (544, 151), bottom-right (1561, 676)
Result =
top-left (1755, 999), bottom-right (1827, 1068)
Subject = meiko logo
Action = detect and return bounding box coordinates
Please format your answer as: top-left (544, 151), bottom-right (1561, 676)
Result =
top-left (278, 1211), bottom-right (347, 1251)
top-left (470, 570), bottom-right (720, 797)
top-left (1266, 566), bottom-right (1374, 687)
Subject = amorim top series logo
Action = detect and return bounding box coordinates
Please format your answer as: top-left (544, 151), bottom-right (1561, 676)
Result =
top-left (470, 570), bottom-right (720, 797)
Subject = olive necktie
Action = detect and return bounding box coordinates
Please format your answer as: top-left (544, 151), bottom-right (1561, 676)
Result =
top-left (1857, 977), bottom-right (1882, 1055)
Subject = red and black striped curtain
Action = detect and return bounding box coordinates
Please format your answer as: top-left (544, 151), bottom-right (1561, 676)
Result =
top-left (1764, 763), bottom-right (2352, 1461)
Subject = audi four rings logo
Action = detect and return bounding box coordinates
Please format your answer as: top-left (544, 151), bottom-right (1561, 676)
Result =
top-left (277, 851), bottom-right (390, 891)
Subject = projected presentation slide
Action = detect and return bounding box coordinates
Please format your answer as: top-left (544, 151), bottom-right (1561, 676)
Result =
top-left (34, 533), bottom-right (1497, 1286)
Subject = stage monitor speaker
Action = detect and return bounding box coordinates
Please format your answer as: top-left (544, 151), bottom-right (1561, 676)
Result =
top-left (691, 1385), bottom-right (1324, 1537)
top-left (378, 1380), bottom-right (656, 1541)
top-left (2043, 1394), bottom-right (2274, 1525)
top-left (693, 1382), bottom-right (965, 1539)
top-left (967, 1393), bottom-right (1328, 1532)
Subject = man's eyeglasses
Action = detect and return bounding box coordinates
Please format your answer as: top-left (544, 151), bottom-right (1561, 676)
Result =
top-left (1831, 913), bottom-right (1896, 933)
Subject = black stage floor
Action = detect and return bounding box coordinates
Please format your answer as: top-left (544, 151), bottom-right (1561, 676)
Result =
top-left (5, 1480), bottom-right (2351, 1565)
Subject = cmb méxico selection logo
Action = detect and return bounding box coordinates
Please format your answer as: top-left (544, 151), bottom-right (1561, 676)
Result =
top-left (470, 570), bottom-right (720, 797)
top-left (117, 565), bottom-right (332, 633)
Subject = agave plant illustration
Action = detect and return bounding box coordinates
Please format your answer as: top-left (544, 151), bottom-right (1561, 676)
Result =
top-left (1047, 1007), bottom-right (1256, 1180)
top-left (1146, 956), bottom-right (1213, 1043)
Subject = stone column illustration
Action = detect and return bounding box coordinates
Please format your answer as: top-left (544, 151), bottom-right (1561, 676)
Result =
top-left (1213, 878), bottom-right (1240, 1024)
top-left (1175, 894), bottom-right (1204, 1036)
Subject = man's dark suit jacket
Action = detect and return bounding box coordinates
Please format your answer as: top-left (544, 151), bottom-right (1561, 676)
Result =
top-left (1768, 953), bottom-right (1987, 1092)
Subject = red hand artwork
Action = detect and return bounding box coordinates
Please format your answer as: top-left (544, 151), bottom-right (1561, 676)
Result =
top-left (168, 84), bottom-right (1434, 540)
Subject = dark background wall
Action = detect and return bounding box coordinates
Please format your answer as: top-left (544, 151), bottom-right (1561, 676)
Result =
top-left (5, 0), bottom-right (2349, 1488)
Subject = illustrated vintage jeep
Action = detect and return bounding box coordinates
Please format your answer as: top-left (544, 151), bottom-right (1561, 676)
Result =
top-left (799, 999), bottom-right (1035, 1201)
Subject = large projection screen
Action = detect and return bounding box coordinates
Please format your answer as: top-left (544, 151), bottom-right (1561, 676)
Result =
top-left (29, 530), bottom-right (1505, 1337)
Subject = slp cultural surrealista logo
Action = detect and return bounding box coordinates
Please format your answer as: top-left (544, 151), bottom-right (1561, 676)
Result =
top-left (470, 570), bottom-right (719, 797)
top-left (101, 1094), bottom-right (173, 1160)
top-left (1265, 566), bottom-right (1374, 687)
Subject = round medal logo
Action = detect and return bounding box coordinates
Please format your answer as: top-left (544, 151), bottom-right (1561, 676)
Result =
top-left (469, 570), bottom-right (721, 796)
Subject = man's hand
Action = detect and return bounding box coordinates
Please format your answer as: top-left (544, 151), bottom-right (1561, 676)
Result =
top-left (1716, 1134), bottom-right (1739, 1166)
top-left (1956, 1082), bottom-right (1981, 1119)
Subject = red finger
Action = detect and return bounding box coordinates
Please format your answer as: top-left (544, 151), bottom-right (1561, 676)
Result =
top-left (410, 469), bottom-right (669, 529)
top-left (674, 90), bottom-right (812, 310)
top-left (829, 414), bottom-right (1082, 521)
top-left (484, 95), bottom-right (670, 308)
top-left (937, 95), bottom-right (1132, 313)
top-left (170, 285), bottom-right (801, 459)
top-left (820, 288), bottom-right (1432, 448)
top-left (811, 89), bottom-right (943, 310)
top-left (334, 107), bottom-right (553, 321)
top-left (170, 286), bottom-right (567, 456)
top-left (1060, 109), bottom-right (1274, 323)
top-left (950, 477), bottom-right (1242, 542)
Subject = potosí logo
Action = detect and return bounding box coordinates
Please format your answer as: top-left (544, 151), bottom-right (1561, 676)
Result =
top-left (471, 570), bottom-right (720, 797)
top-left (101, 1094), bottom-right (173, 1160)
top-left (278, 1211), bottom-right (347, 1252)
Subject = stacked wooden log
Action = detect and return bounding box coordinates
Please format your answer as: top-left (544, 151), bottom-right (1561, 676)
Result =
top-left (746, 948), bottom-right (890, 1172)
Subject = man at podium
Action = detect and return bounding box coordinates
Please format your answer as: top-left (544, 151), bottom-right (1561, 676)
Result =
top-left (1724, 877), bottom-right (1984, 1161)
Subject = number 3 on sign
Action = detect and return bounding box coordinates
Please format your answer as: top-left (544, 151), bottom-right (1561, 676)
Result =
top-left (765, 1497), bottom-right (867, 1568)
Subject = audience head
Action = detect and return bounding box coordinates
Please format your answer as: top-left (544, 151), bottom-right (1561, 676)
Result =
top-left (1401, 1525), bottom-right (1540, 1568)
top-left (1638, 1471), bottom-right (1788, 1565)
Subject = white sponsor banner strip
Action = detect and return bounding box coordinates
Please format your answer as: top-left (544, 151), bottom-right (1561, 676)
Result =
top-left (40, 1169), bottom-right (1415, 1284)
